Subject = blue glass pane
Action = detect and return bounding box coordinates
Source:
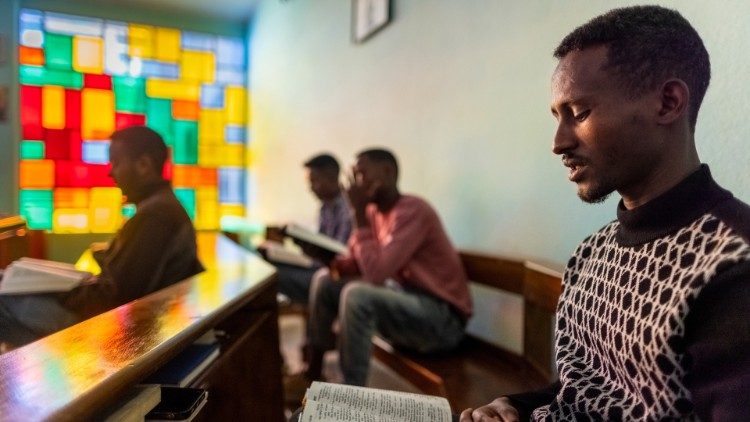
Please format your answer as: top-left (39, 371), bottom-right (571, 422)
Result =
top-left (82, 141), bottom-right (110, 164)
top-left (216, 68), bottom-right (246, 85)
top-left (142, 60), bottom-right (179, 79)
top-left (217, 37), bottom-right (245, 68)
top-left (225, 125), bottom-right (246, 144)
top-left (20, 9), bottom-right (44, 48)
top-left (182, 31), bottom-right (215, 51)
top-left (44, 11), bottom-right (103, 37)
top-left (105, 22), bottom-right (130, 76)
top-left (219, 167), bottom-right (245, 204)
top-left (200, 84), bottom-right (224, 108)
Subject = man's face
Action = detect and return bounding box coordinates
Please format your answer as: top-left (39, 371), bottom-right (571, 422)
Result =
top-left (108, 141), bottom-right (140, 198)
top-left (306, 168), bottom-right (338, 201)
top-left (550, 45), bottom-right (663, 203)
top-left (353, 157), bottom-right (390, 202)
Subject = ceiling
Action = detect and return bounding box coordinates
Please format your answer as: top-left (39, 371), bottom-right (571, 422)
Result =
top-left (58, 0), bottom-right (263, 24)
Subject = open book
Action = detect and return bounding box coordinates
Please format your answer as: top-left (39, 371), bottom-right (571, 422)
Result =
top-left (0, 257), bottom-right (92, 294)
top-left (299, 382), bottom-right (451, 422)
top-left (257, 240), bottom-right (315, 268)
top-left (285, 224), bottom-right (348, 255)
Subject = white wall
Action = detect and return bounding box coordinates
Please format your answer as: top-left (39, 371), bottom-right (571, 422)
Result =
top-left (249, 0), bottom-right (750, 350)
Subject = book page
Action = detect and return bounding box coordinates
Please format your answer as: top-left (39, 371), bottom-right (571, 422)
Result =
top-left (301, 382), bottom-right (451, 422)
top-left (286, 224), bottom-right (348, 255)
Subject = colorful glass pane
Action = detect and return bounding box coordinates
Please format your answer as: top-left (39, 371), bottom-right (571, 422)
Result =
top-left (18, 9), bottom-right (249, 232)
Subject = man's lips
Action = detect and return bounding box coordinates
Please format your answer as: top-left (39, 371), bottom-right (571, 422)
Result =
top-left (563, 159), bottom-right (587, 182)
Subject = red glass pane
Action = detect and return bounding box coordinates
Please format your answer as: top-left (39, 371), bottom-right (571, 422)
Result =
top-left (55, 161), bottom-right (91, 187)
top-left (21, 85), bottom-right (44, 139)
top-left (84, 74), bottom-right (112, 90)
top-left (44, 129), bottom-right (82, 161)
top-left (65, 89), bottom-right (81, 129)
top-left (162, 156), bottom-right (173, 181)
top-left (89, 164), bottom-right (115, 187)
top-left (115, 112), bottom-right (146, 130)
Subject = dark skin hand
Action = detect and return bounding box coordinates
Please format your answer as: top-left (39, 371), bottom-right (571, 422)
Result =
top-left (459, 397), bottom-right (520, 422)
top-left (345, 167), bottom-right (380, 228)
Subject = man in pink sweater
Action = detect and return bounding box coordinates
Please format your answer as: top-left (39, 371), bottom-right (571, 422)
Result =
top-left (304, 148), bottom-right (472, 387)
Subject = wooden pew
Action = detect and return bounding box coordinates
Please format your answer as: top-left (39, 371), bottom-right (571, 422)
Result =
top-left (372, 251), bottom-right (563, 411)
top-left (0, 232), bottom-right (284, 421)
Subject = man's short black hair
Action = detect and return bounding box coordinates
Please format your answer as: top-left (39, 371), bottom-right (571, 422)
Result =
top-left (554, 5), bottom-right (710, 130)
top-left (110, 126), bottom-right (168, 171)
top-left (304, 153), bottom-right (340, 178)
top-left (356, 148), bottom-right (399, 179)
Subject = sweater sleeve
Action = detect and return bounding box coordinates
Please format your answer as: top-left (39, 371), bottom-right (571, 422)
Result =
top-left (351, 202), bottom-right (429, 284)
top-left (683, 259), bottom-right (750, 420)
top-left (505, 381), bottom-right (561, 421)
top-left (61, 209), bottom-right (177, 318)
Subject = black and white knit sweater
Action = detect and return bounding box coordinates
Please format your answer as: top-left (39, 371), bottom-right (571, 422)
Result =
top-left (509, 165), bottom-right (750, 421)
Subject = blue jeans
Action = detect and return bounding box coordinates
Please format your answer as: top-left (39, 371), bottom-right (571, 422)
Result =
top-left (276, 264), bottom-right (320, 304)
top-left (308, 269), bottom-right (465, 386)
top-left (0, 294), bottom-right (81, 346)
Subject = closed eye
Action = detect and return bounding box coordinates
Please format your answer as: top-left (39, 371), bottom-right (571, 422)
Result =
top-left (574, 110), bottom-right (591, 122)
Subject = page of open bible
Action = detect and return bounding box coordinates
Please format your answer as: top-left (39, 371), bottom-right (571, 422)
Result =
top-left (299, 382), bottom-right (451, 422)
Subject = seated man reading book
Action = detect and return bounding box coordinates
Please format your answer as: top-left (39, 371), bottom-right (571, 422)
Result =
top-left (0, 126), bottom-right (204, 346)
top-left (270, 154), bottom-right (351, 304)
top-left (297, 148), bottom-right (472, 390)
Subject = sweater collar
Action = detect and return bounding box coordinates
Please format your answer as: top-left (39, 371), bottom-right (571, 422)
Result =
top-left (616, 165), bottom-right (732, 246)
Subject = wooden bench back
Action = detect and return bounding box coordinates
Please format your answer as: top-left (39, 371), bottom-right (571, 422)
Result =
top-left (458, 252), bottom-right (563, 380)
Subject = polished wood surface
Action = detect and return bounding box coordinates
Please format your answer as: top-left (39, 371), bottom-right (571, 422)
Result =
top-left (0, 232), bottom-right (282, 422)
top-left (459, 251), bottom-right (525, 295)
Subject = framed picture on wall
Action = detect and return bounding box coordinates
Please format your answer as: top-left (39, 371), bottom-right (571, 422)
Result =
top-left (351, 0), bottom-right (391, 44)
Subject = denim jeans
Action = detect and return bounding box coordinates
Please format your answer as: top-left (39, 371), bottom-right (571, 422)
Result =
top-left (308, 268), bottom-right (465, 386)
top-left (276, 264), bottom-right (320, 304)
top-left (0, 294), bottom-right (81, 346)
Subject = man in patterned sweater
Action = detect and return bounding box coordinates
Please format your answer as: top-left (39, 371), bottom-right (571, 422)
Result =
top-left (462, 5), bottom-right (749, 422)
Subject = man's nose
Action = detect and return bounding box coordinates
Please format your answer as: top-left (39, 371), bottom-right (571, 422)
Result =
top-left (552, 122), bottom-right (577, 155)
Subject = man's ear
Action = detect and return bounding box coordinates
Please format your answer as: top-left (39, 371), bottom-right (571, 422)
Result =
top-left (134, 155), bottom-right (155, 176)
top-left (656, 79), bottom-right (690, 126)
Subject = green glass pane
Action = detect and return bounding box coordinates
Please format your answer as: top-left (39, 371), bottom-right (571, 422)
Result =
top-left (113, 76), bottom-right (146, 113)
top-left (20, 65), bottom-right (83, 88)
top-left (45, 33), bottom-right (73, 71)
top-left (146, 98), bottom-right (173, 146)
top-left (172, 120), bottom-right (198, 165)
top-left (19, 189), bottom-right (53, 230)
top-left (174, 188), bottom-right (196, 221)
top-left (20, 140), bottom-right (45, 159)
top-left (122, 203), bottom-right (137, 218)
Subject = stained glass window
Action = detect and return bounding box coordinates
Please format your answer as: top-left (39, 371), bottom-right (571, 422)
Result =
top-left (18, 9), bottom-right (249, 232)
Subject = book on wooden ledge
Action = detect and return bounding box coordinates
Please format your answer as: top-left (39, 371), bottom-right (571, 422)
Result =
top-left (299, 382), bottom-right (451, 422)
top-left (257, 240), bottom-right (315, 268)
top-left (284, 224), bottom-right (348, 256)
top-left (0, 257), bottom-right (92, 294)
top-left (143, 343), bottom-right (220, 388)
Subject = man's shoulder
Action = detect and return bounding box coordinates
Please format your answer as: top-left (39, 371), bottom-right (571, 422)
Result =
top-left (397, 194), bottom-right (435, 213)
top-left (711, 195), bottom-right (750, 245)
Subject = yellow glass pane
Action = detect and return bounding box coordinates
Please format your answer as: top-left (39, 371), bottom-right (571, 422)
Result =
top-left (198, 145), bottom-right (221, 168)
top-left (55, 188), bottom-right (89, 208)
top-left (42, 85), bottom-right (66, 129)
top-left (154, 27), bottom-right (181, 62)
top-left (146, 79), bottom-right (200, 101)
top-left (53, 208), bottom-right (90, 233)
top-left (129, 24), bottom-right (153, 58)
top-left (224, 86), bottom-right (246, 125)
top-left (219, 204), bottom-right (245, 217)
top-left (73, 35), bottom-right (104, 74)
top-left (198, 109), bottom-right (224, 143)
top-left (180, 50), bottom-right (215, 83)
top-left (89, 187), bottom-right (123, 233)
top-left (195, 187), bottom-right (219, 230)
top-left (220, 145), bottom-right (245, 166)
top-left (82, 88), bottom-right (115, 139)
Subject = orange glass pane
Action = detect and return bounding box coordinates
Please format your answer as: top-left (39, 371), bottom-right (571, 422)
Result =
top-left (42, 85), bottom-right (66, 129)
top-left (19, 46), bottom-right (44, 66)
top-left (54, 188), bottom-right (89, 208)
top-left (171, 165), bottom-right (201, 187)
top-left (81, 88), bottom-right (115, 139)
top-left (199, 168), bottom-right (217, 187)
top-left (20, 159), bottom-right (55, 188)
top-left (171, 100), bottom-right (200, 120)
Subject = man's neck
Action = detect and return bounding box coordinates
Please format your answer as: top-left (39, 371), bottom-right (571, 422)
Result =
top-left (621, 160), bottom-right (701, 209)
